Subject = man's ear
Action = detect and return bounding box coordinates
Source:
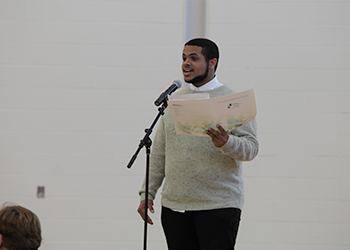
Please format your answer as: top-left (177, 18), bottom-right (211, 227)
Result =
top-left (209, 58), bottom-right (218, 70)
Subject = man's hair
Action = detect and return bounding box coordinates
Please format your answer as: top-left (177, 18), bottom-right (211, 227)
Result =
top-left (0, 203), bottom-right (41, 250)
top-left (185, 38), bottom-right (219, 71)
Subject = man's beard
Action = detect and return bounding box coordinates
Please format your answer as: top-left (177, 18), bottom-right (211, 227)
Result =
top-left (187, 63), bottom-right (209, 85)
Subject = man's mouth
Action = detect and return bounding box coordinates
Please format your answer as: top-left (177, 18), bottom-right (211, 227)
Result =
top-left (183, 68), bottom-right (193, 76)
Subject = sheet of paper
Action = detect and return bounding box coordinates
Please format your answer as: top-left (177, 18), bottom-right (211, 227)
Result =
top-left (168, 89), bottom-right (257, 136)
top-left (169, 93), bottom-right (210, 101)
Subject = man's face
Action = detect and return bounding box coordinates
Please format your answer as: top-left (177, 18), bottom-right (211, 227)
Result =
top-left (182, 45), bottom-right (211, 87)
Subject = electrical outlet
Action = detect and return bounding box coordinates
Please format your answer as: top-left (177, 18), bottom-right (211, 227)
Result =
top-left (37, 186), bottom-right (45, 198)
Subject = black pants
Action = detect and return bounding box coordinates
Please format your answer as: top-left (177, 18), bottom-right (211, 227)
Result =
top-left (161, 206), bottom-right (241, 250)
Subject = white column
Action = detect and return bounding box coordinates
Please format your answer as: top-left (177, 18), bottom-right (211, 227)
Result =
top-left (184, 0), bottom-right (208, 43)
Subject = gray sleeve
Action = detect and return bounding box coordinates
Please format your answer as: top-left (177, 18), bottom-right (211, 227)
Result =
top-left (219, 119), bottom-right (259, 161)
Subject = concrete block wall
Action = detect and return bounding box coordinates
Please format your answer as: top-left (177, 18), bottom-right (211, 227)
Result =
top-left (0, 0), bottom-right (349, 249)
top-left (0, 0), bottom-right (183, 249)
top-left (209, 1), bottom-right (350, 249)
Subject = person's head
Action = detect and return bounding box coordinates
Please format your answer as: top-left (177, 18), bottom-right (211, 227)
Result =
top-left (182, 38), bottom-right (219, 87)
top-left (0, 203), bottom-right (41, 250)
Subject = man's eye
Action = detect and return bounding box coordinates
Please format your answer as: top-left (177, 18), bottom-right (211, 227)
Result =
top-left (191, 57), bottom-right (197, 61)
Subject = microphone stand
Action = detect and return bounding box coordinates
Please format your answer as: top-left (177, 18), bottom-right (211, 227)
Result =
top-left (127, 99), bottom-right (168, 250)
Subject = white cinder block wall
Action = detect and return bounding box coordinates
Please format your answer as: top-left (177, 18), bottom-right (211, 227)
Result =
top-left (209, 1), bottom-right (350, 250)
top-left (0, 0), bottom-right (349, 249)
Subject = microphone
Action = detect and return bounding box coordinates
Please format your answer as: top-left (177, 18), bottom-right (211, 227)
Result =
top-left (154, 80), bottom-right (182, 106)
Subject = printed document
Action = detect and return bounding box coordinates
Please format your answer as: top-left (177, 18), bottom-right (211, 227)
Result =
top-left (168, 89), bottom-right (257, 136)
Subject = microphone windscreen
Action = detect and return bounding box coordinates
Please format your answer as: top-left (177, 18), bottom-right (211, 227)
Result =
top-left (173, 80), bottom-right (182, 88)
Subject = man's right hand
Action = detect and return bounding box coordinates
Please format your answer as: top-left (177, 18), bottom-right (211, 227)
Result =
top-left (137, 199), bottom-right (154, 225)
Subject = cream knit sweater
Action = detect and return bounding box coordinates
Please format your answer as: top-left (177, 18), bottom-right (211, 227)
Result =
top-left (139, 84), bottom-right (259, 211)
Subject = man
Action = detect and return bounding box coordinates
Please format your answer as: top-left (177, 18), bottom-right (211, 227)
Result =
top-left (0, 203), bottom-right (42, 250)
top-left (137, 38), bottom-right (259, 250)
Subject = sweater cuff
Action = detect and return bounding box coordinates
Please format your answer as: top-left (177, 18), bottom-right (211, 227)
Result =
top-left (140, 192), bottom-right (155, 201)
top-left (219, 136), bottom-right (234, 154)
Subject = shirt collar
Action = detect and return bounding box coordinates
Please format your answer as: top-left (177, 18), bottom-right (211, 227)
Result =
top-left (189, 76), bottom-right (223, 92)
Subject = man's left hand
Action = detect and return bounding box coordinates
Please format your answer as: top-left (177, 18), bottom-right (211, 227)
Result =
top-left (205, 124), bottom-right (229, 147)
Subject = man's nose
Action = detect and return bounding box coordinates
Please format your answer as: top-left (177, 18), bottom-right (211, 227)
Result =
top-left (183, 59), bottom-right (190, 65)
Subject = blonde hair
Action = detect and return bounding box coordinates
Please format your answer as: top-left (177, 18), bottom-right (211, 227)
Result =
top-left (0, 203), bottom-right (41, 250)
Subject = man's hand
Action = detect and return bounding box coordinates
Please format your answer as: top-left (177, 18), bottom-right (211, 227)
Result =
top-left (137, 199), bottom-right (155, 225)
top-left (205, 124), bottom-right (229, 147)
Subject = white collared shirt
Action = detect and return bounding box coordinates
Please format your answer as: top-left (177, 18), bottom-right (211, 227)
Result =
top-left (189, 76), bottom-right (223, 92)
